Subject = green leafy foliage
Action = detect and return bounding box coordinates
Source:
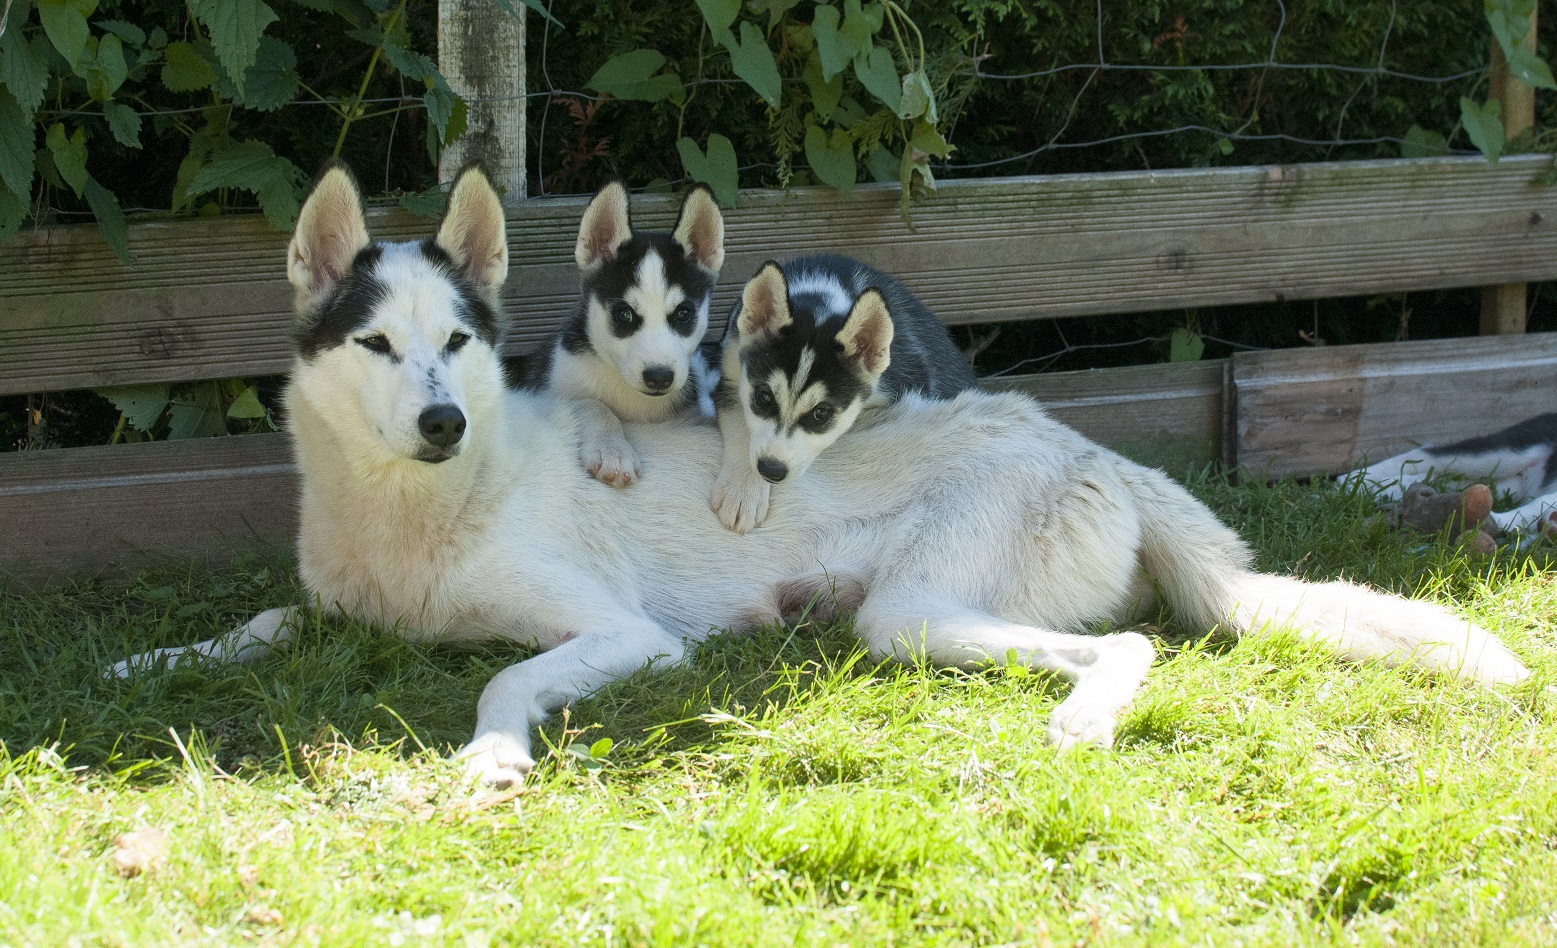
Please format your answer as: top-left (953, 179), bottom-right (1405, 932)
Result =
top-left (677, 133), bottom-right (739, 205)
top-left (804, 123), bottom-right (855, 190)
top-left (185, 141), bottom-right (307, 230)
top-left (586, 49), bottom-right (684, 104)
top-left (721, 22), bottom-right (783, 108)
top-left (1485, 0), bottom-right (1556, 91)
top-left (189, 0), bottom-right (279, 98)
top-left (1461, 96), bottom-right (1505, 163)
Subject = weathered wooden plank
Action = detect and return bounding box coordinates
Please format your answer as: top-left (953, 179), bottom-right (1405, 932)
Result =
top-left (988, 360), bottom-right (1226, 474)
top-left (4, 155), bottom-right (1555, 396)
top-left (0, 434), bottom-right (297, 587)
top-left (1231, 333), bottom-right (1557, 478)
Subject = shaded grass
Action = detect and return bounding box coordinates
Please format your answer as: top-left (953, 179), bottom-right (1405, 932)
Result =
top-left (2, 475), bottom-right (1556, 945)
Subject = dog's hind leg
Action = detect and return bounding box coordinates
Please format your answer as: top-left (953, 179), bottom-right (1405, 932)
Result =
top-left (109, 606), bottom-right (302, 678)
top-left (853, 598), bottom-right (1156, 751)
top-left (458, 620), bottom-right (687, 788)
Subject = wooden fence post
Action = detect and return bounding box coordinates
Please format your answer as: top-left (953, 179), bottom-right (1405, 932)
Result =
top-left (437, 2), bottom-right (526, 200)
top-left (1480, 6), bottom-right (1539, 335)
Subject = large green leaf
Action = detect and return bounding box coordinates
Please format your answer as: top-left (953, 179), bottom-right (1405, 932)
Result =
top-left (219, 35), bottom-right (299, 111)
top-left (852, 44), bottom-right (899, 112)
top-left (83, 174), bottom-right (131, 264)
top-left (0, 184), bottom-right (28, 240)
top-left (84, 34), bottom-right (129, 101)
top-left (1504, 46), bottom-right (1557, 92)
top-left (1460, 96), bottom-right (1504, 163)
top-left (810, 5), bottom-right (850, 81)
top-left (0, 23), bottom-right (51, 113)
top-left (168, 383), bottom-right (228, 440)
top-left (694, 0), bottom-right (741, 37)
top-left (1399, 125), bottom-right (1448, 159)
top-left (839, 0), bottom-right (882, 57)
top-left (38, 0), bottom-right (94, 72)
top-left (97, 20), bottom-right (147, 49)
top-left (898, 69), bottom-right (935, 122)
top-left (803, 50), bottom-right (842, 121)
top-left (804, 122), bottom-right (855, 191)
top-left (721, 22), bottom-right (781, 108)
top-left (99, 384), bottom-right (170, 433)
top-left (585, 49), bottom-right (684, 104)
top-left (45, 122), bottom-right (88, 196)
top-left (190, 0), bottom-right (279, 97)
top-left (0, 89), bottom-right (36, 199)
top-left (226, 385), bottom-right (267, 420)
top-left (162, 40), bottom-right (218, 92)
top-left (186, 140), bottom-right (306, 229)
top-left (103, 101), bottom-right (141, 148)
top-left (676, 133), bottom-right (739, 207)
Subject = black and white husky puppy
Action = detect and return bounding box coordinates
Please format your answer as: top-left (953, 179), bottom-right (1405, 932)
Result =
top-left (509, 181), bottom-right (724, 486)
top-left (710, 254), bottom-right (977, 532)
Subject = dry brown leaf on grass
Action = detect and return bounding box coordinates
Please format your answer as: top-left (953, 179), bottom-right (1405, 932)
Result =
top-left (110, 827), bottom-right (170, 877)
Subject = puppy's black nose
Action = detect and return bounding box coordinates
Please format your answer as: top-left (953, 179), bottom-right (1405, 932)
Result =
top-left (642, 366), bottom-right (675, 392)
top-left (756, 457), bottom-right (788, 483)
top-left (418, 404), bottom-right (466, 448)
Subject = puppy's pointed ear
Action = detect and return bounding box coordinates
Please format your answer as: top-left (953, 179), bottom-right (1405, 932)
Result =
top-left (575, 180), bottom-right (633, 269)
top-left (837, 288), bottom-right (894, 379)
top-left (736, 262), bottom-right (792, 340)
top-left (287, 161), bottom-right (370, 314)
top-left (671, 185), bottom-right (724, 273)
top-left (435, 165), bottom-right (509, 303)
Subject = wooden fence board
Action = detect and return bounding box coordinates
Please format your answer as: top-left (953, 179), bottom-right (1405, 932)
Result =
top-left (987, 360), bottom-right (1226, 474)
top-left (1231, 333), bottom-right (1557, 477)
top-left (4, 155), bottom-right (1555, 396)
top-left (0, 434), bottom-right (297, 586)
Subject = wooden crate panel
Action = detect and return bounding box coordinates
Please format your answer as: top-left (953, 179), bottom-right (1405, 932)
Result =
top-left (1231, 333), bottom-right (1557, 477)
top-left (4, 155), bottom-right (1556, 395)
top-left (0, 434), bottom-right (297, 587)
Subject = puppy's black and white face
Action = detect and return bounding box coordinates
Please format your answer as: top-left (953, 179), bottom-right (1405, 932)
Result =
top-left (287, 162), bottom-right (510, 463)
top-left (573, 183), bottom-right (724, 398)
top-left (731, 264), bottom-right (894, 483)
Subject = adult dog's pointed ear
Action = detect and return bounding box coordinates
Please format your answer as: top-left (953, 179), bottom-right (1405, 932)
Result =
top-left (736, 262), bottom-right (792, 341)
top-left (287, 161), bottom-right (370, 314)
top-left (671, 185), bottom-right (724, 273)
top-left (837, 288), bottom-right (894, 378)
top-left (435, 165), bottom-right (509, 305)
top-left (575, 180), bottom-right (633, 269)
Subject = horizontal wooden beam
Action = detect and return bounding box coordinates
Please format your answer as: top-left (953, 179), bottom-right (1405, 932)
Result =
top-left (3, 156), bottom-right (1555, 396)
top-left (1232, 332), bottom-right (1557, 477)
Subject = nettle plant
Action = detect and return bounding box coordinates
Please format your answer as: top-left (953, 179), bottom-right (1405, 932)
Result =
top-left (584, 0), bottom-right (951, 220)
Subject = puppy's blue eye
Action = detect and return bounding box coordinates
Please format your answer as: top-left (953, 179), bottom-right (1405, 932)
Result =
top-left (612, 303), bottom-right (637, 326)
top-left (810, 404), bottom-right (834, 424)
top-left (356, 334), bottom-right (393, 355)
top-left (672, 303), bottom-right (694, 323)
top-left (447, 331), bottom-right (470, 352)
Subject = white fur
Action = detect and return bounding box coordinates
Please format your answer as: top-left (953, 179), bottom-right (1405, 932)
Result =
top-left (115, 180), bottom-right (1532, 791)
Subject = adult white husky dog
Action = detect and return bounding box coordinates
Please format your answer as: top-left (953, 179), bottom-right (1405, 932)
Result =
top-left (116, 163), bottom-right (1528, 788)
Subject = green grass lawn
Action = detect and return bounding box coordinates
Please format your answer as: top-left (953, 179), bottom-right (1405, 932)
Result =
top-left (3, 474), bottom-right (1555, 946)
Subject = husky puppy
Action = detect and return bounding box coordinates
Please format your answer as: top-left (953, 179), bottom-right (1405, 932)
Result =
top-left (114, 163), bottom-right (1529, 791)
top-left (710, 255), bottom-right (977, 532)
top-left (1343, 413), bottom-right (1557, 533)
top-left (508, 181), bottom-right (724, 486)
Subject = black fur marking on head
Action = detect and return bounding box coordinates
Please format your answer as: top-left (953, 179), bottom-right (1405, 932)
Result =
top-left (417, 239), bottom-right (502, 346)
top-left (295, 245), bottom-right (388, 358)
top-left (574, 231), bottom-right (717, 342)
top-left (740, 309), bottom-right (873, 431)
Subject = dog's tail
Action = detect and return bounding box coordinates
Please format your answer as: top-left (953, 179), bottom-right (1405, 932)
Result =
top-left (1126, 466), bottom-right (1529, 687)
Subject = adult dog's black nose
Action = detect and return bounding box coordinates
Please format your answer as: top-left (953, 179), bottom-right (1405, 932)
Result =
top-left (418, 404), bottom-right (466, 448)
top-left (756, 457), bottom-right (788, 483)
top-left (642, 366), bottom-right (675, 393)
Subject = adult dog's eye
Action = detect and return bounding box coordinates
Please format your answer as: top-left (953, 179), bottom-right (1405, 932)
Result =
top-left (612, 303), bottom-right (637, 326)
top-left (753, 387), bottom-right (775, 409)
top-left (356, 334), bottom-right (393, 355)
top-left (446, 331), bottom-right (471, 352)
top-left (810, 404), bottom-right (834, 424)
top-left (671, 303), bottom-right (694, 323)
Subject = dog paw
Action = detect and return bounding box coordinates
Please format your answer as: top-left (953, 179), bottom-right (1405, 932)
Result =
top-left (455, 733), bottom-right (535, 789)
top-left (710, 470), bottom-right (770, 534)
top-left (1046, 694), bottom-right (1118, 751)
top-left (581, 437), bottom-right (641, 488)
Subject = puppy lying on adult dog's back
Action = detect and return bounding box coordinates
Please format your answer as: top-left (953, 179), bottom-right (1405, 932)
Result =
top-left (711, 254), bottom-right (977, 532)
top-left (507, 181), bottom-right (724, 486)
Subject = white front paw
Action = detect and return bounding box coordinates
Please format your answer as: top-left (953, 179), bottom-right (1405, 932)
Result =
top-left (456, 733), bottom-right (535, 789)
top-left (581, 435), bottom-right (640, 488)
top-left (1046, 693), bottom-right (1119, 751)
top-left (710, 468), bottom-right (771, 534)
